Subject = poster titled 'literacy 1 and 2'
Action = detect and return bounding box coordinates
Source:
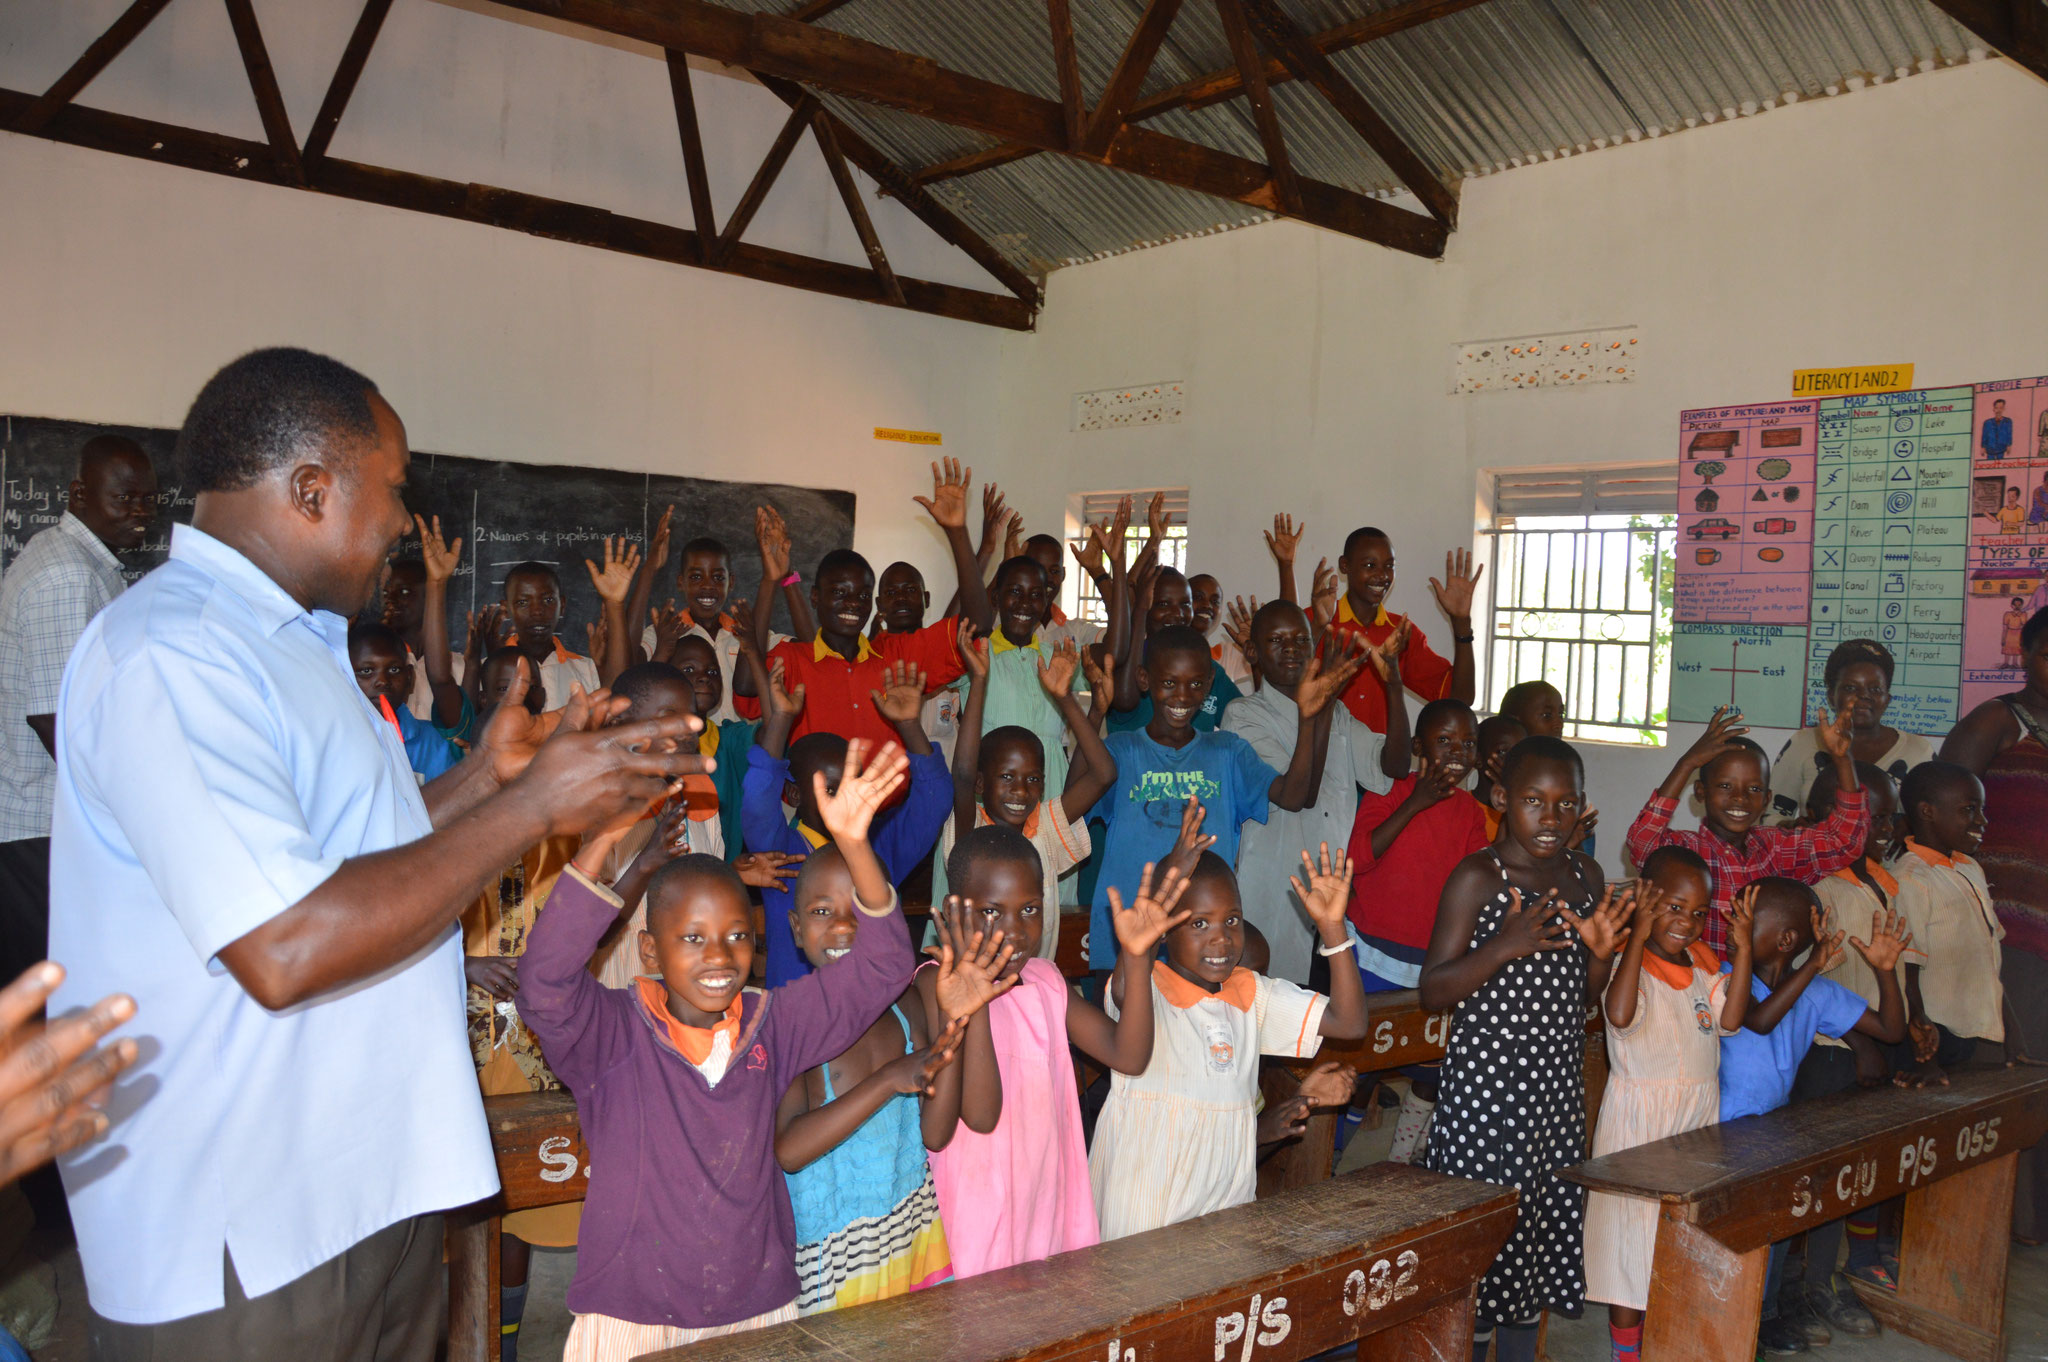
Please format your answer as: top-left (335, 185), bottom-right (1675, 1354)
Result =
top-left (1671, 374), bottom-right (2048, 735)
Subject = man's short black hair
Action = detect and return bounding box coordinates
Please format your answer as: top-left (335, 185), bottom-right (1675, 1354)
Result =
top-left (613, 660), bottom-right (689, 710)
top-left (77, 433), bottom-right (150, 481)
top-left (1143, 623), bottom-right (1210, 669)
top-left (1415, 697), bottom-right (1475, 738)
top-left (817, 548), bottom-right (873, 583)
top-left (176, 347), bottom-right (381, 493)
top-left (1500, 735), bottom-right (1584, 790)
top-left (945, 823), bottom-right (1043, 890)
top-left (504, 560), bottom-right (561, 589)
top-left (646, 853), bottom-right (750, 932)
top-left (1900, 760), bottom-right (1981, 830)
top-left (1343, 526), bottom-right (1391, 559)
top-left (347, 618), bottom-right (404, 655)
top-left (1822, 638), bottom-right (1895, 691)
top-left (1641, 845), bottom-right (1711, 894)
top-left (678, 537), bottom-right (729, 562)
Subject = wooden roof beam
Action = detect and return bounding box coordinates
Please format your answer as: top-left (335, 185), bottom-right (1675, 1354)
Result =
top-left (1214, 0), bottom-right (1298, 215)
top-left (912, 0), bottom-right (1492, 186)
top-left (484, 0), bottom-right (1446, 258)
top-left (1047, 0), bottom-right (1086, 149)
top-left (0, 86), bottom-right (1032, 330)
top-left (1079, 0), bottom-right (1184, 157)
top-left (1920, 0), bottom-right (2048, 84)
top-left (1240, 0), bottom-right (1456, 226)
top-left (812, 111), bottom-right (904, 306)
top-left (12, 0), bottom-right (176, 135)
top-left (222, 0), bottom-right (304, 185)
top-left (709, 92), bottom-right (815, 269)
top-left (302, 0), bottom-right (394, 171)
top-left (663, 50), bottom-right (719, 255)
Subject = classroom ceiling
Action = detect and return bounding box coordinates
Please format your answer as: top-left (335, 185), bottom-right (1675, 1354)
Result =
top-left (737, 0), bottom-right (1990, 274)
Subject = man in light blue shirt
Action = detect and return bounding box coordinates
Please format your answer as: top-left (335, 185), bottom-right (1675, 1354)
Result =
top-left (52, 349), bottom-right (704, 1357)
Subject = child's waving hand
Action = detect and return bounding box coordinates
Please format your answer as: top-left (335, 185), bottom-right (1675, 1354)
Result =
top-left (915, 457), bottom-right (973, 529)
top-left (883, 1015), bottom-right (971, 1099)
top-left (815, 738), bottom-right (909, 843)
top-left (1288, 843), bottom-right (1354, 934)
top-left (1677, 706), bottom-right (1751, 774)
top-left (1265, 513), bottom-right (1305, 567)
top-left (1162, 796), bottom-right (1217, 880)
top-left (1294, 635), bottom-right (1369, 719)
top-left (1808, 904), bottom-right (1849, 975)
top-left (1107, 862), bottom-right (1193, 958)
top-left (1427, 548), bottom-right (1485, 623)
top-left (413, 513), bottom-right (462, 582)
top-left (870, 660), bottom-right (928, 725)
top-left (1296, 1058), bottom-right (1357, 1109)
top-left (1849, 906), bottom-right (1913, 973)
top-left (958, 625), bottom-right (990, 679)
top-left (766, 658), bottom-right (807, 718)
top-left (1080, 641), bottom-right (1115, 700)
top-left (1494, 887), bottom-right (1574, 958)
top-left (1309, 559), bottom-right (1339, 632)
top-left (1723, 884), bottom-right (1757, 960)
top-left (1224, 596), bottom-right (1258, 660)
top-left (586, 535), bottom-right (642, 603)
top-left (755, 506), bottom-right (792, 582)
top-left (1569, 882), bottom-right (1634, 960)
top-left (927, 896), bottom-right (1016, 1022)
top-left (1037, 638), bottom-right (1081, 698)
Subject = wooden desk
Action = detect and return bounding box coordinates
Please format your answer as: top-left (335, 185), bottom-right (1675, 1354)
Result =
top-left (637, 1163), bottom-right (1517, 1362)
top-left (1561, 1067), bottom-right (2048, 1362)
top-left (446, 1091), bottom-right (585, 1362)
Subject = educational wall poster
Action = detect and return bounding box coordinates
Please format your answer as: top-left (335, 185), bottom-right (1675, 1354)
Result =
top-left (1963, 374), bottom-right (2048, 712)
top-left (1674, 400), bottom-right (1818, 625)
top-left (1803, 388), bottom-right (1973, 734)
top-left (1672, 622), bottom-right (1810, 729)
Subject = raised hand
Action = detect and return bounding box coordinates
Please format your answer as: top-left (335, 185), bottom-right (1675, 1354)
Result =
top-left (1003, 514), bottom-right (1026, 565)
top-left (927, 897), bottom-right (1017, 1021)
top-left (814, 738), bottom-right (909, 844)
top-left (1493, 887), bottom-right (1573, 958)
top-left (1037, 638), bottom-right (1081, 698)
top-left (1813, 703), bottom-right (1855, 761)
top-left (1163, 795), bottom-right (1217, 880)
top-left (649, 503), bottom-right (674, 570)
top-left (1680, 706), bottom-right (1751, 774)
top-left (1266, 514), bottom-right (1305, 566)
top-left (1145, 490), bottom-right (1170, 542)
top-left (1570, 883), bottom-right (1633, 960)
top-left (1724, 884), bottom-right (1755, 960)
top-left (633, 798), bottom-right (697, 871)
top-left (472, 657), bottom-right (565, 782)
top-left (1406, 755), bottom-right (1461, 811)
top-left (1080, 641), bottom-right (1115, 701)
top-left (1294, 637), bottom-right (1368, 719)
top-left (977, 483), bottom-right (1010, 559)
top-left (1288, 843), bottom-right (1355, 934)
top-left (734, 851), bottom-right (804, 891)
top-left (652, 602), bottom-right (690, 660)
top-left (1427, 548), bottom-right (1484, 626)
top-left (1309, 558), bottom-right (1339, 631)
top-left (729, 597), bottom-right (758, 649)
top-left (881, 1016), bottom-right (970, 1098)
top-left (1807, 905), bottom-right (1848, 975)
top-left (465, 955), bottom-right (520, 1001)
top-left (756, 505), bottom-right (793, 582)
top-left (1567, 808), bottom-right (1600, 851)
top-left (1295, 1058), bottom-right (1356, 1109)
top-left (1224, 595), bottom-right (1257, 660)
top-left (0, 963), bottom-right (137, 1185)
top-left (869, 659), bottom-right (928, 725)
top-left (586, 536), bottom-right (641, 604)
top-left (766, 659), bottom-right (807, 719)
top-left (1070, 531), bottom-right (1105, 583)
top-left (466, 603), bottom-right (507, 663)
top-left (958, 627), bottom-right (990, 680)
top-left (914, 456), bottom-right (972, 530)
top-left (1848, 905), bottom-right (1913, 973)
top-left (1107, 861), bottom-right (1193, 958)
top-left (585, 612), bottom-right (610, 664)
top-left (413, 513), bottom-right (462, 583)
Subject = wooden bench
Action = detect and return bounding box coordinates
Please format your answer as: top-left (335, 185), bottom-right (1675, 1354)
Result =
top-left (446, 1090), bottom-right (586, 1362)
top-left (636, 1163), bottom-right (1517, 1362)
top-left (1560, 1067), bottom-right (2048, 1362)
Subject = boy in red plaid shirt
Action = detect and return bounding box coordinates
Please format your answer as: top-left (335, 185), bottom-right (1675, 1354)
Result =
top-left (1625, 705), bottom-right (1867, 959)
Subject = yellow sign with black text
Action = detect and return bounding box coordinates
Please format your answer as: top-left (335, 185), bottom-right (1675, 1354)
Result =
top-left (1791, 365), bottom-right (1914, 398)
top-left (874, 427), bottom-right (942, 445)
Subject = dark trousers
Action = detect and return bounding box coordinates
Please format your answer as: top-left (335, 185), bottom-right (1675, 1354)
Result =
top-left (0, 837), bottom-right (51, 988)
top-left (89, 1213), bottom-right (444, 1362)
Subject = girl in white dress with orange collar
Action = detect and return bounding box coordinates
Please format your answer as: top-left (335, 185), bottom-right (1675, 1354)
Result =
top-left (1088, 846), bottom-right (1370, 1241)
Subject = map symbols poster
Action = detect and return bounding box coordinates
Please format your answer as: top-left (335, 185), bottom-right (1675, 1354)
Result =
top-left (1963, 374), bottom-right (2048, 712)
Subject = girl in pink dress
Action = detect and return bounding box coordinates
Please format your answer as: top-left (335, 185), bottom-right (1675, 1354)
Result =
top-left (920, 825), bottom-right (1188, 1277)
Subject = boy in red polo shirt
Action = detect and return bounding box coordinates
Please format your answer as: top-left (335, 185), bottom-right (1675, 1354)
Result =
top-left (1326, 526), bottom-right (1481, 734)
top-left (765, 459), bottom-right (994, 751)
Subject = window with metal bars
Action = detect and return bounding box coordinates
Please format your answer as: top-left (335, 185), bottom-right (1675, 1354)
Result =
top-left (1485, 466), bottom-right (1678, 745)
top-left (1062, 489), bottom-right (1189, 625)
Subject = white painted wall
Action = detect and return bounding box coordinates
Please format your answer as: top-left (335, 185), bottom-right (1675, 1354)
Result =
top-left (0, 0), bottom-right (1024, 591)
top-left (997, 57), bottom-right (2048, 873)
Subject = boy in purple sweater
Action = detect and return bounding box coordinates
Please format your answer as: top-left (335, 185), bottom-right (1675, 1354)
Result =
top-left (519, 737), bottom-right (920, 1360)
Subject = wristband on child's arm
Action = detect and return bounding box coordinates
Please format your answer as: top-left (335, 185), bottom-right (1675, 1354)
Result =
top-left (1318, 937), bottom-right (1359, 957)
top-left (781, 571), bottom-right (802, 588)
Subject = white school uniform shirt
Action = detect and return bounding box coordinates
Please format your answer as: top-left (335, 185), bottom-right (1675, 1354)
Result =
top-left (1893, 840), bottom-right (2005, 1043)
top-left (50, 525), bottom-right (496, 1324)
top-left (405, 648), bottom-right (466, 722)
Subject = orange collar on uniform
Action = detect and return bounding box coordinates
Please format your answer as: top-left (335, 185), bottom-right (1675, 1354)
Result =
top-left (813, 632), bottom-right (877, 664)
top-left (1152, 959), bottom-right (1256, 1012)
top-left (1335, 597), bottom-right (1391, 628)
top-left (551, 637), bottom-right (582, 664)
top-left (634, 977), bottom-right (743, 1065)
top-left (1049, 605), bottom-right (1069, 626)
top-left (1831, 858), bottom-right (1900, 895)
top-left (1904, 838), bottom-right (1968, 870)
top-left (1640, 940), bottom-right (1718, 990)
top-left (976, 802), bottom-right (1040, 839)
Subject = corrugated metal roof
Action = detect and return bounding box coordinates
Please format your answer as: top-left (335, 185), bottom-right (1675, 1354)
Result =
top-left (720, 0), bottom-right (1989, 276)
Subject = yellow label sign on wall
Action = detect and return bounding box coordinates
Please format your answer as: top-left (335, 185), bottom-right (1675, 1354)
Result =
top-left (874, 427), bottom-right (942, 445)
top-left (1790, 364), bottom-right (1914, 397)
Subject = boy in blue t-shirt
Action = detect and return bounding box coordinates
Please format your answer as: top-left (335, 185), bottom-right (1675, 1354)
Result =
top-left (347, 619), bottom-right (459, 783)
top-left (1720, 875), bottom-right (1910, 1356)
top-left (1088, 626), bottom-right (1363, 968)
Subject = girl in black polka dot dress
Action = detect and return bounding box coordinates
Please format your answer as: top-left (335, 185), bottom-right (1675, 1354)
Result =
top-left (1419, 737), bottom-right (1631, 1362)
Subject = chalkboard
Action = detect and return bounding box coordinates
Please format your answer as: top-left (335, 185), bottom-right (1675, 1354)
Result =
top-left (1, 415), bottom-right (856, 646)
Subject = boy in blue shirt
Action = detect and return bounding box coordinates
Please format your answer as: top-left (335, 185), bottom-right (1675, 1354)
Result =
top-left (1088, 625), bottom-right (1363, 970)
top-left (1721, 875), bottom-right (1910, 1356)
top-left (347, 619), bottom-right (459, 782)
